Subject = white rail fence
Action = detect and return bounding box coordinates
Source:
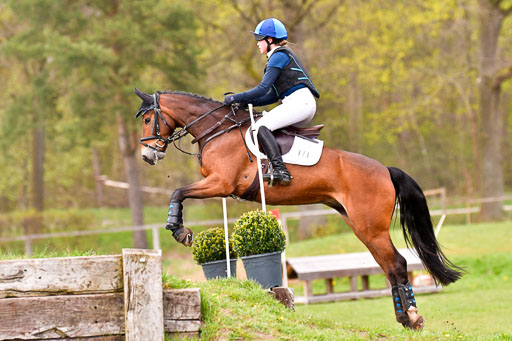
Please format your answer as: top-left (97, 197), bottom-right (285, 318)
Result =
top-left (1, 185), bottom-right (511, 255)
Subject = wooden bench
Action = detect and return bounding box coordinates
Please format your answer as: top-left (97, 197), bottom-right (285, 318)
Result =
top-left (286, 248), bottom-right (441, 304)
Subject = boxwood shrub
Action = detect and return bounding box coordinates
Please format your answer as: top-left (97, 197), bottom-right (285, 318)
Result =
top-left (232, 210), bottom-right (286, 257)
top-left (192, 227), bottom-right (236, 265)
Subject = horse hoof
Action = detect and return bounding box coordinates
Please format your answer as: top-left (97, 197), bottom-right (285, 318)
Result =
top-left (182, 229), bottom-right (194, 247)
top-left (405, 307), bottom-right (425, 331)
top-left (173, 227), bottom-right (194, 247)
top-left (411, 315), bottom-right (425, 330)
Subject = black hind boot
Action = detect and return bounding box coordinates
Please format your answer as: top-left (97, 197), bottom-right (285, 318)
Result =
top-left (257, 126), bottom-right (291, 186)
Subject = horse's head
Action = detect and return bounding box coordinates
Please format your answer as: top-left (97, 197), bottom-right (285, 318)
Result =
top-left (134, 88), bottom-right (175, 165)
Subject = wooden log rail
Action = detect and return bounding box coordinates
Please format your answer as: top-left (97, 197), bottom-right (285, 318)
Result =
top-left (286, 248), bottom-right (442, 304)
top-left (0, 249), bottom-right (201, 340)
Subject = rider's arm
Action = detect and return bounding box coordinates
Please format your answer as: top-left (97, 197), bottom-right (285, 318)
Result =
top-left (232, 66), bottom-right (281, 104)
top-left (250, 90), bottom-right (279, 106)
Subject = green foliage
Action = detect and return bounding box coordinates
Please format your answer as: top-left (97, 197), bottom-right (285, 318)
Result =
top-left (0, 209), bottom-right (97, 237)
top-left (232, 210), bottom-right (286, 257)
top-left (0, 0), bottom-right (204, 211)
top-left (0, 0), bottom-right (511, 213)
top-left (191, 227), bottom-right (236, 265)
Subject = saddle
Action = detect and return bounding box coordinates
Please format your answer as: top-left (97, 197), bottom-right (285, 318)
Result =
top-left (272, 124), bottom-right (324, 154)
top-left (240, 124), bottom-right (324, 201)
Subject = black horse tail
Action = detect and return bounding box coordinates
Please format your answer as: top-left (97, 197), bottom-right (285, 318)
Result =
top-left (387, 167), bottom-right (464, 286)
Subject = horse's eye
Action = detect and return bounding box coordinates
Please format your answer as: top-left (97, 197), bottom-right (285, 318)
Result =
top-left (144, 117), bottom-right (151, 125)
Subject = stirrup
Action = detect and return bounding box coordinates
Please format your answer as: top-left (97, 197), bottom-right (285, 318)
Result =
top-left (279, 171), bottom-right (291, 186)
top-left (263, 164), bottom-right (292, 186)
top-left (263, 172), bottom-right (277, 186)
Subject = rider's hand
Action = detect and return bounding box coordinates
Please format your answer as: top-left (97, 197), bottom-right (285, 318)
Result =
top-left (224, 95), bottom-right (236, 105)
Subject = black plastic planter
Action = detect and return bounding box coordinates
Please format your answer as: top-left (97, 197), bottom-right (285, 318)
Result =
top-left (241, 251), bottom-right (282, 288)
top-left (201, 259), bottom-right (237, 279)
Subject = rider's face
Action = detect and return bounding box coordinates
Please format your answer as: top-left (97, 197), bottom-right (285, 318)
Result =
top-left (256, 40), bottom-right (266, 54)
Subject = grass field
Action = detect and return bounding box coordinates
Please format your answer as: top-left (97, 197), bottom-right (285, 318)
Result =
top-left (1, 205), bottom-right (512, 339)
top-left (287, 221), bottom-right (512, 339)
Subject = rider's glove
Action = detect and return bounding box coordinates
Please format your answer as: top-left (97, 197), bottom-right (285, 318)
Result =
top-left (224, 95), bottom-right (236, 105)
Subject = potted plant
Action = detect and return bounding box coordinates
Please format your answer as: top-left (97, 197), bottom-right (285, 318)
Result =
top-left (232, 210), bottom-right (286, 288)
top-left (192, 227), bottom-right (237, 279)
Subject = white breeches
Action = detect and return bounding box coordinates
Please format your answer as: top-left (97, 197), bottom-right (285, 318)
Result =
top-left (253, 87), bottom-right (316, 132)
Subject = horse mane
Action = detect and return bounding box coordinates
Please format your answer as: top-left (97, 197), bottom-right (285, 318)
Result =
top-left (158, 90), bottom-right (261, 115)
top-left (158, 90), bottom-right (223, 105)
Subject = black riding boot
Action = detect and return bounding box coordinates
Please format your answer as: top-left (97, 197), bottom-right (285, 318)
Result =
top-left (257, 126), bottom-right (292, 186)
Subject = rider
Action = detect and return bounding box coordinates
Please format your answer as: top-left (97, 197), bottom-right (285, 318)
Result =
top-left (224, 17), bottom-right (320, 186)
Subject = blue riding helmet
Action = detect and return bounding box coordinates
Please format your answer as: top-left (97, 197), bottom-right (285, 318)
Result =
top-left (251, 18), bottom-right (288, 41)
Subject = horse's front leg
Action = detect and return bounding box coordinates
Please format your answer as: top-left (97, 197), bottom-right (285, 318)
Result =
top-left (165, 176), bottom-right (234, 247)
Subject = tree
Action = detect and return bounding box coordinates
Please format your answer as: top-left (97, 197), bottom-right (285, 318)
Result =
top-left (477, 0), bottom-right (512, 220)
top-left (0, 3), bottom-right (62, 217)
top-left (1, 1), bottom-right (202, 246)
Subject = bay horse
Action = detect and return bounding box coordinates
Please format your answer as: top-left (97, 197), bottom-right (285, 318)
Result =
top-left (134, 88), bottom-right (463, 330)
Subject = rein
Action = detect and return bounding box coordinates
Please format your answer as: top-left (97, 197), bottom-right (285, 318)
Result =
top-left (193, 105), bottom-right (256, 164)
top-left (138, 92), bottom-right (258, 164)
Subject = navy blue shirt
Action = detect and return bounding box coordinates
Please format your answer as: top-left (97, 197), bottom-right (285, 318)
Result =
top-left (232, 51), bottom-right (305, 106)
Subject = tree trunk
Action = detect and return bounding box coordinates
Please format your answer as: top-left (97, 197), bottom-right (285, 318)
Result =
top-left (92, 148), bottom-right (104, 207)
top-left (116, 112), bottom-right (147, 249)
top-left (31, 125), bottom-right (45, 212)
top-left (347, 71), bottom-right (363, 153)
top-left (477, 0), bottom-right (505, 220)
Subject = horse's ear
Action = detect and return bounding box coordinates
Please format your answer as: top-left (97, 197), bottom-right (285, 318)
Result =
top-left (134, 87), bottom-right (153, 103)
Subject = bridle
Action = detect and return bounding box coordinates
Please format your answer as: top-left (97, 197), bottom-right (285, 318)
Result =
top-left (138, 92), bottom-right (176, 152)
top-left (136, 92), bottom-right (256, 163)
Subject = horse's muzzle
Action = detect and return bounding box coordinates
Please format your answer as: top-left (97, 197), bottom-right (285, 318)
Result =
top-left (141, 147), bottom-right (166, 165)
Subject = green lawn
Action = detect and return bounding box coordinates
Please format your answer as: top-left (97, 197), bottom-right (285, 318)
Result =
top-left (287, 222), bottom-right (512, 338)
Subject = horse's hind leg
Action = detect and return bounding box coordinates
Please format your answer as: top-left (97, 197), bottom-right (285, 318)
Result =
top-left (367, 232), bottom-right (424, 330)
top-left (339, 204), bottom-right (425, 330)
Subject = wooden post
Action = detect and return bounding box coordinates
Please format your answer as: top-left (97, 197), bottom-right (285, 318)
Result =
top-left (304, 280), bottom-right (313, 304)
top-left (349, 276), bottom-right (358, 292)
top-left (326, 278), bottom-right (334, 294)
top-left (362, 275), bottom-right (370, 291)
top-left (269, 287), bottom-right (295, 310)
top-left (123, 249), bottom-right (164, 341)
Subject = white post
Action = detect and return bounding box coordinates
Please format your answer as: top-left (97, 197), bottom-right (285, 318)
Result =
top-left (279, 215), bottom-right (289, 288)
top-left (248, 103), bottom-right (266, 212)
top-left (222, 197), bottom-right (231, 278)
top-left (434, 214), bottom-right (447, 237)
top-left (152, 226), bottom-right (160, 250)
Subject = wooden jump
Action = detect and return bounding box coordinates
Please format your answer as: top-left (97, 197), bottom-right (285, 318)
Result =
top-left (286, 248), bottom-right (442, 304)
top-left (0, 249), bottom-right (201, 340)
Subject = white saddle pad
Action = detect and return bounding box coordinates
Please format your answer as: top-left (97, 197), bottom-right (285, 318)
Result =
top-left (244, 128), bottom-right (324, 166)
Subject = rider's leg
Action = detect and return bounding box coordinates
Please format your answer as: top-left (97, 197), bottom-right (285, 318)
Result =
top-left (257, 126), bottom-right (291, 185)
top-left (253, 87), bottom-right (316, 131)
top-left (253, 88), bottom-right (316, 185)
